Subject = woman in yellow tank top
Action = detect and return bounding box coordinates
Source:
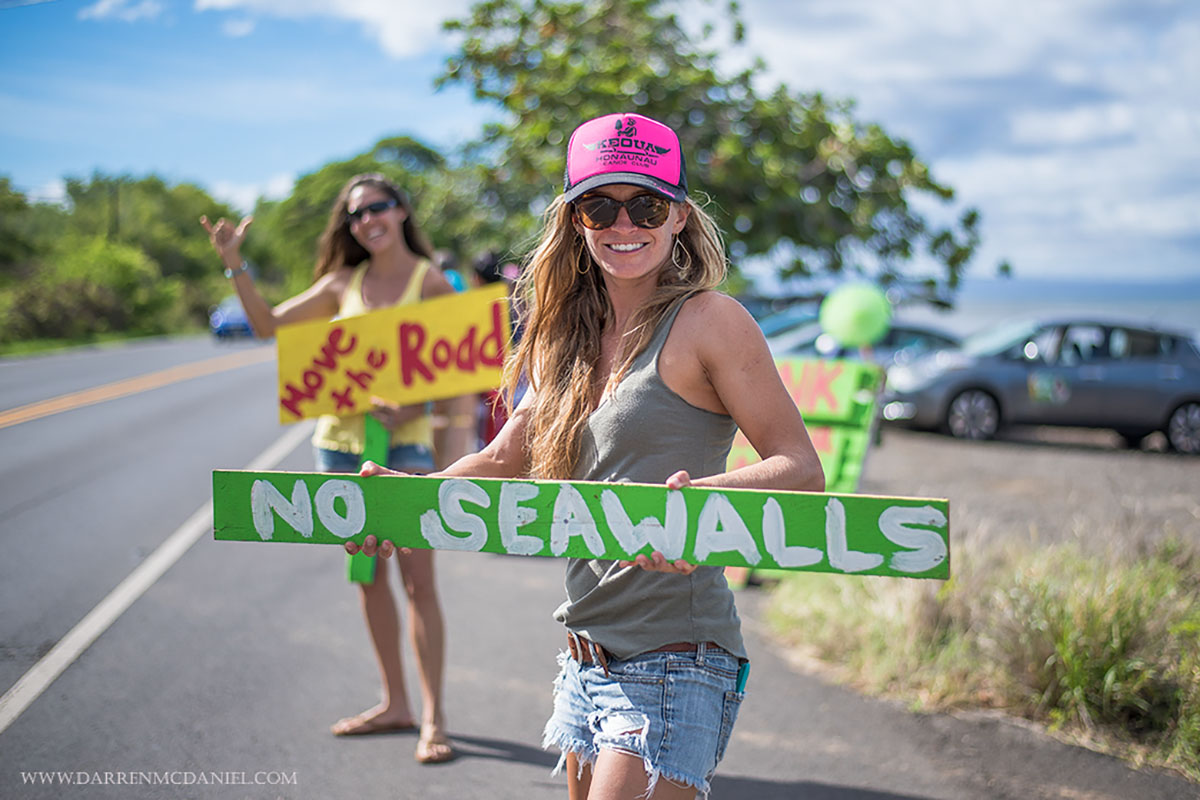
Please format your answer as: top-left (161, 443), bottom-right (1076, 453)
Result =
top-left (201, 173), bottom-right (475, 764)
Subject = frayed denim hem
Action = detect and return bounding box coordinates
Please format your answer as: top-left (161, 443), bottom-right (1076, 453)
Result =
top-left (540, 735), bottom-right (713, 800)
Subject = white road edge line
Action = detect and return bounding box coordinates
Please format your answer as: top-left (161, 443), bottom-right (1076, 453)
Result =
top-left (0, 421), bottom-right (315, 735)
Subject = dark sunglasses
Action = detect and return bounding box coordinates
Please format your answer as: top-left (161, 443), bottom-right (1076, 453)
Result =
top-left (573, 193), bottom-right (672, 230)
top-left (346, 197), bottom-right (398, 223)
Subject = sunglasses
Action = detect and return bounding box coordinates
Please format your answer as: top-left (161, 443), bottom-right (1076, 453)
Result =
top-left (346, 197), bottom-right (398, 223)
top-left (573, 193), bottom-right (672, 230)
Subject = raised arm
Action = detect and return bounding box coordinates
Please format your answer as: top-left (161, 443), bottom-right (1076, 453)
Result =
top-left (200, 215), bottom-right (342, 337)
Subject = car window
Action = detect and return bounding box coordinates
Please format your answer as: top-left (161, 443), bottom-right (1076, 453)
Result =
top-left (1057, 325), bottom-right (1105, 366)
top-left (1108, 327), bottom-right (1167, 360)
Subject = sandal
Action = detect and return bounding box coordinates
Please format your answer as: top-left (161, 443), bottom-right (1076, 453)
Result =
top-left (331, 712), bottom-right (418, 737)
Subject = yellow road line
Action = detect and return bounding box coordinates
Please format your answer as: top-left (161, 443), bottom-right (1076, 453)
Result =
top-left (0, 347), bottom-right (275, 431)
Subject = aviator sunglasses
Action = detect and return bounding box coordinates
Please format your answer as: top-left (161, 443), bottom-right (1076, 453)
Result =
top-left (573, 193), bottom-right (672, 230)
top-left (346, 197), bottom-right (399, 223)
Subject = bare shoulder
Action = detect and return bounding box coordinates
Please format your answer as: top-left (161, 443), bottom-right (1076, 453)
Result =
top-left (421, 263), bottom-right (456, 299)
top-left (675, 291), bottom-right (762, 347)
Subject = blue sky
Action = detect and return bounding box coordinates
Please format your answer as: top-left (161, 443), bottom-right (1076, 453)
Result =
top-left (2, 0), bottom-right (1199, 286)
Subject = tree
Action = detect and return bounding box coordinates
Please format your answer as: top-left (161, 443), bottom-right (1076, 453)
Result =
top-left (248, 136), bottom-right (527, 296)
top-left (439, 0), bottom-right (1001, 299)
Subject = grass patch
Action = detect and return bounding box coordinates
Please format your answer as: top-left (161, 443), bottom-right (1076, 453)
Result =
top-left (766, 536), bottom-right (1200, 781)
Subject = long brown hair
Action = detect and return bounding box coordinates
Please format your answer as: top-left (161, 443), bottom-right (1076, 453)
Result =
top-left (503, 195), bottom-right (727, 479)
top-left (312, 173), bottom-right (434, 282)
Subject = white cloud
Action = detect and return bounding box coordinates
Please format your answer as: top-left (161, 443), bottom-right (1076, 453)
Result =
top-left (726, 0), bottom-right (1200, 280)
top-left (209, 172), bottom-right (295, 214)
top-left (192, 0), bottom-right (473, 58)
top-left (221, 18), bottom-right (255, 37)
top-left (78, 0), bottom-right (163, 22)
top-left (1010, 103), bottom-right (1136, 146)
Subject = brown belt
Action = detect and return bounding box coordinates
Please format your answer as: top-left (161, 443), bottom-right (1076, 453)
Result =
top-left (566, 633), bottom-right (724, 676)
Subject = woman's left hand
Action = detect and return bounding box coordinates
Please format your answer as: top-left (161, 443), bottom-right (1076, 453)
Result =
top-left (368, 396), bottom-right (425, 430)
top-left (619, 469), bottom-right (697, 574)
top-left (621, 550), bottom-right (698, 575)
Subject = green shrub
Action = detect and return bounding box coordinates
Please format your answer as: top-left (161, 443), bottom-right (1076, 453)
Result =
top-left (1, 236), bottom-right (183, 341)
top-left (767, 537), bottom-right (1200, 779)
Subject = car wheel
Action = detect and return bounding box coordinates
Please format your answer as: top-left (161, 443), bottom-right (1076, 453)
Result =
top-left (945, 389), bottom-right (1000, 440)
top-left (1166, 402), bottom-right (1200, 454)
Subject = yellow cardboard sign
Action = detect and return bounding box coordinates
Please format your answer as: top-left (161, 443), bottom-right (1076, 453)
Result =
top-left (275, 284), bottom-right (511, 423)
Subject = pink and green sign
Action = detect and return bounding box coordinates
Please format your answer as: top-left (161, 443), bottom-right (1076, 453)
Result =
top-left (213, 471), bottom-right (949, 580)
top-left (728, 358), bottom-right (884, 494)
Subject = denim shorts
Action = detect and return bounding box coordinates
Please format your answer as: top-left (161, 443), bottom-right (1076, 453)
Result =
top-left (313, 444), bottom-right (435, 474)
top-left (542, 642), bottom-right (745, 798)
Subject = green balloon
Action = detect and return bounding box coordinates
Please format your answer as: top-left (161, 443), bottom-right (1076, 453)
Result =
top-left (819, 283), bottom-right (892, 347)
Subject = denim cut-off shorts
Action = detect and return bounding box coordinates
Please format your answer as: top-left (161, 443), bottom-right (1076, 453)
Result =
top-left (542, 642), bottom-right (745, 799)
top-left (313, 444), bottom-right (434, 475)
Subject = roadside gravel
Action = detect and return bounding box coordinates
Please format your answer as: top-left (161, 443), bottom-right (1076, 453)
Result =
top-left (858, 426), bottom-right (1200, 557)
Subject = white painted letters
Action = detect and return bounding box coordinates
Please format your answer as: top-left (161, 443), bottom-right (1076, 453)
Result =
top-left (761, 497), bottom-right (822, 568)
top-left (550, 484), bottom-right (604, 557)
top-left (420, 479), bottom-right (490, 551)
top-left (825, 497), bottom-right (883, 573)
top-left (499, 482), bottom-right (543, 555)
top-left (314, 479), bottom-right (366, 539)
top-left (694, 493), bottom-right (762, 566)
top-left (251, 479), bottom-right (313, 541)
top-left (879, 505), bottom-right (948, 573)
top-left (601, 489), bottom-right (688, 560)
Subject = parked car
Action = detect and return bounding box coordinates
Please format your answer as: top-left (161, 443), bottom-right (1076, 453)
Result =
top-left (882, 317), bottom-right (1200, 453)
top-left (768, 320), bottom-right (961, 369)
top-left (755, 303), bottom-right (820, 338)
top-left (209, 296), bottom-right (254, 339)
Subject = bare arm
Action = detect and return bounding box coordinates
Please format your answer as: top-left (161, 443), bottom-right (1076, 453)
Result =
top-left (200, 215), bottom-right (342, 337)
top-left (690, 293), bottom-right (824, 492)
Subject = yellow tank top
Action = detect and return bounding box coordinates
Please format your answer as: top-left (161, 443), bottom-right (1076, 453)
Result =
top-left (311, 259), bottom-right (434, 454)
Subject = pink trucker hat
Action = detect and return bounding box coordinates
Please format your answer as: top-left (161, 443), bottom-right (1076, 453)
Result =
top-left (562, 113), bottom-right (688, 203)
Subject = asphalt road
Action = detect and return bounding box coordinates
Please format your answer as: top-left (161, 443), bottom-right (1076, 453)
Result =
top-left (0, 336), bottom-right (1193, 799)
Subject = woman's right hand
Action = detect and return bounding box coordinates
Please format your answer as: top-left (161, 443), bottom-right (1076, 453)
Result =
top-left (199, 214), bottom-right (253, 266)
top-left (344, 461), bottom-right (412, 559)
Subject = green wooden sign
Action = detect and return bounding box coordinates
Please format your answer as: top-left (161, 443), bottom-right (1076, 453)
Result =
top-left (213, 471), bottom-right (950, 580)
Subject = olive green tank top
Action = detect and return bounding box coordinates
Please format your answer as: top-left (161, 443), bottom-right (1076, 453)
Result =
top-left (553, 293), bottom-right (746, 660)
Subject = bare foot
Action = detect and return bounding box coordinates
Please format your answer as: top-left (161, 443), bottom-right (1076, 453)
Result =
top-left (331, 706), bottom-right (417, 736)
top-left (414, 725), bottom-right (456, 764)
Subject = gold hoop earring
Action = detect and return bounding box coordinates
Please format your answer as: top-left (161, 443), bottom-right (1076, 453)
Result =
top-left (671, 236), bottom-right (690, 274)
top-left (573, 239), bottom-right (591, 276)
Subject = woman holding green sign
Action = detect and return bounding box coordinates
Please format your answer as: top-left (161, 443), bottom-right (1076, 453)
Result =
top-left (351, 113), bottom-right (824, 798)
top-left (202, 173), bottom-right (475, 764)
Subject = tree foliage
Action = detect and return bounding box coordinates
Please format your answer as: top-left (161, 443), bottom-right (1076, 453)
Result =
top-left (439, 0), bottom-right (991, 294)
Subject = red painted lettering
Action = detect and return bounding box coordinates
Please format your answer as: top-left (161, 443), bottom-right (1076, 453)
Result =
top-left (331, 385), bottom-right (355, 412)
top-left (279, 370), bottom-right (324, 418)
top-left (431, 339), bottom-right (453, 370)
top-left (479, 303), bottom-right (505, 367)
top-left (344, 368), bottom-right (373, 390)
top-left (312, 326), bottom-right (357, 370)
top-left (399, 322), bottom-right (434, 385)
top-left (456, 327), bottom-right (478, 371)
top-left (366, 348), bottom-right (387, 370)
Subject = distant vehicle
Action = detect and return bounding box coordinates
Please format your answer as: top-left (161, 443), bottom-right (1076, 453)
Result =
top-left (209, 296), bottom-right (254, 339)
top-left (882, 317), bottom-right (1200, 453)
top-left (768, 321), bottom-right (961, 369)
top-left (755, 303), bottom-right (819, 338)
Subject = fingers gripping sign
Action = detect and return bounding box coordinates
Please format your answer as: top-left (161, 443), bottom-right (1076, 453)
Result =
top-left (619, 470), bottom-right (697, 575)
top-left (343, 461), bottom-right (413, 559)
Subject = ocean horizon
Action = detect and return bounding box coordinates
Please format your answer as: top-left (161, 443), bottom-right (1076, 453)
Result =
top-left (893, 276), bottom-right (1200, 339)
